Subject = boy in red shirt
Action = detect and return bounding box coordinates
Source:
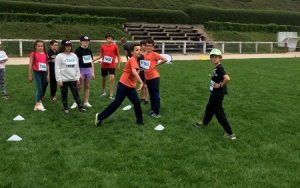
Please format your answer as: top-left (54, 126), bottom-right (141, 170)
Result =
top-left (93, 33), bottom-right (122, 100)
top-left (95, 43), bottom-right (144, 126)
top-left (143, 38), bottom-right (167, 118)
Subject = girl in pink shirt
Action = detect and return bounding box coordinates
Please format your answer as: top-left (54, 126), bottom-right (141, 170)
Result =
top-left (28, 40), bottom-right (49, 111)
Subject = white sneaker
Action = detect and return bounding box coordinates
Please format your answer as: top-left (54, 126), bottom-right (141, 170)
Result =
top-left (70, 102), bottom-right (78, 109)
top-left (109, 96), bottom-right (115, 100)
top-left (34, 104), bottom-right (46, 111)
top-left (84, 102), bottom-right (92, 107)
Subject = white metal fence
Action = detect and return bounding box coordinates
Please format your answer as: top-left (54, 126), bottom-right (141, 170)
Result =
top-left (0, 39), bottom-right (286, 56)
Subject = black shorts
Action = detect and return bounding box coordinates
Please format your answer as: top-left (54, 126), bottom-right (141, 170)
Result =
top-left (139, 71), bottom-right (147, 84)
top-left (101, 68), bottom-right (116, 77)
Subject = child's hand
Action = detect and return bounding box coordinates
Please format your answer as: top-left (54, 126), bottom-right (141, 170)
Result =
top-left (137, 83), bottom-right (143, 90)
top-left (213, 83), bottom-right (221, 88)
top-left (58, 81), bottom-right (63, 87)
top-left (92, 73), bottom-right (95, 79)
top-left (46, 75), bottom-right (50, 82)
top-left (28, 76), bottom-right (33, 82)
top-left (76, 80), bottom-right (80, 85)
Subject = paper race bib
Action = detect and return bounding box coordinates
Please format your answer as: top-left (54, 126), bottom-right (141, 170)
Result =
top-left (83, 55), bottom-right (92, 64)
top-left (103, 56), bottom-right (113, 64)
top-left (39, 63), bottom-right (47, 71)
top-left (0, 54), bottom-right (8, 61)
top-left (140, 60), bottom-right (150, 70)
top-left (65, 57), bottom-right (76, 65)
top-left (210, 80), bottom-right (215, 91)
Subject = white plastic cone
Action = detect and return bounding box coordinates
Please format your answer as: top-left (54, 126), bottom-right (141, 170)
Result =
top-left (122, 105), bottom-right (132, 111)
top-left (13, 115), bottom-right (25, 121)
top-left (7, 134), bottom-right (22, 141)
top-left (154, 124), bottom-right (165, 131)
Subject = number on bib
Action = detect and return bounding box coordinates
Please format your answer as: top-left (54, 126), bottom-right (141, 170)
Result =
top-left (140, 60), bottom-right (150, 70)
top-left (103, 56), bottom-right (113, 64)
top-left (39, 63), bottom-right (47, 71)
top-left (83, 55), bottom-right (92, 64)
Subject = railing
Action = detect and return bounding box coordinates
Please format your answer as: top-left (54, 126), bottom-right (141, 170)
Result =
top-left (0, 39), bottom-right (286, 56)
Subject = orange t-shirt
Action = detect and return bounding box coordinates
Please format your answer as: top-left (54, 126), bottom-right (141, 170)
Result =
top-left (29, 52), bottom-right (48, 71)
top-left (100, 43), bottom-right (119, 69)
top-left (143, 51), bottom-right (161, 80)
top-left (119, 57), bottom-right (139, 88)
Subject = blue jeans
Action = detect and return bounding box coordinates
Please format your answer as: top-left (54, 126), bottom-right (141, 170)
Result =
top-left (98, 82), bottom-right (143, 124)
top-left (33, 70), bottom-right (47, 102)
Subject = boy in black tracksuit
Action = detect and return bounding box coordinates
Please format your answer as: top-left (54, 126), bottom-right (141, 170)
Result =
top-left (43, 40), bottom-right (59, 101)
top-left (195, 49), bottom-right (236, 140)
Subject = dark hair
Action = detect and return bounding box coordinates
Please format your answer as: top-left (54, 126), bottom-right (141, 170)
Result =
top-left (121, 37), bottom-right (127, 43)
top-left (145, 38), bottom-right (155, 46)
top-left (105, 33), bottom-right (114, 39)
top-left (50, 40), bottom-right (58, 45)
top-left (59, 45), bottom-right (72, 53)
top-left (140, 40), bottom-right (146, 45)
top-left (130, 43), bottom-right (140, 53)
top-left (32, 39), bottom-right (47, 66)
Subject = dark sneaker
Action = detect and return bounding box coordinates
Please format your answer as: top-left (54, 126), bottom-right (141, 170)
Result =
top-left (144, 100), bottom-right (149, 105)
top-left (137, 122), bottom-right (144, 126)
top-left (194, 121), bottom-right (207, 127)
top-left (95, 113), bottom-right (102, 126)
top-left (224, 133), bottom-right (236, 140)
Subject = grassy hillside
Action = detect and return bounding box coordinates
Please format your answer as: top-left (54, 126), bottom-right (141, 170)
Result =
top-left (7, 0), bottom-right (300, 12)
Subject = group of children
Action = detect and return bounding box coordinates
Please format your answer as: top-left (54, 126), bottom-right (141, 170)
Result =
top-left (1, 35), bottom-right (236, 140)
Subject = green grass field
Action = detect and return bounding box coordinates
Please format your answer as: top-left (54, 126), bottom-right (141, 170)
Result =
top-left (1, 58), bottom-right (300, 187)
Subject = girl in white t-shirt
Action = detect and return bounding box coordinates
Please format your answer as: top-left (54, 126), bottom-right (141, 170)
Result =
top-left (0, 40), bottom-right (9, 99)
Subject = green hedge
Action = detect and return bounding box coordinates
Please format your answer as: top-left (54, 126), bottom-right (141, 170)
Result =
top-left (1, 1), bottom-right (188, 24)
top-left (185, 5), bottom-right (300, 25)
top-left (0, 13), bottom-right (126, 25)
top-left (204, 21), bottom-right (300, 33)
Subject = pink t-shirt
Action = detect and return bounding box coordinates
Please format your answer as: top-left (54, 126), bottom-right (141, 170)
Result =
top-left (29, 52), bottom-right (48, 71)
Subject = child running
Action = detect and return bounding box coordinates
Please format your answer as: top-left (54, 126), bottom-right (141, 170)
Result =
top-left (71, 35), bottom-right (94, 109)
top-left (93, 33), bottom-right (122, 100)
top-left (29, 40), bottom-right (49, 111)
top-left (55, 39), bottom-right (87, 114)
top-left (138, 40), bottom-right (148, 104)
top-left (0, 39), bottom-right (9, 99)
top-left (194, 49), bottom-right (236, 140)
top-left (143, 38), bottom-right (167, 118)
top-left (43, 40), bottom-right (59, 101)
top-left (95, 43), bottom-right (144, 126)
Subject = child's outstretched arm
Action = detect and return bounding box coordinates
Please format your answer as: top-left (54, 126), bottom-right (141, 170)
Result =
top-left (131, 68), bottom-right (143, 90)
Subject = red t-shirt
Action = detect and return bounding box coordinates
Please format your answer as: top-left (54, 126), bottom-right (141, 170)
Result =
top-left (101, 44), bottom-right (119, 69)
top-left (143, 51), bottom-right (161, 80)
top-left (119, 57), bottom-right (139, 88)
top-left (29, 52), bottom-right (48, 71)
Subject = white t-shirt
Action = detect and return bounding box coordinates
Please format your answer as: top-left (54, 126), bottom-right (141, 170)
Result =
top-left (0, 51), bottom-right (8, 69)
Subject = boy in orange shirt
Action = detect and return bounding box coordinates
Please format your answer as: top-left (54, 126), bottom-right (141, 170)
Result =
top-left (143, 38), bottom-right (167, 118)
top-left (93, 33), bottom-right (122, 100)
top-left (95, 43), bottom-right (144, 126)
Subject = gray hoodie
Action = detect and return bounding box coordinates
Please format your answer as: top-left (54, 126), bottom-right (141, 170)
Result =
top-left (55, 52), bottom-right (80, 82)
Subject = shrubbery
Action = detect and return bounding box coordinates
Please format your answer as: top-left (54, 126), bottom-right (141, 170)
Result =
top-left (0, 13), bottom-right (126, 25)
top-left (204, 21), bottom-right (300, 33)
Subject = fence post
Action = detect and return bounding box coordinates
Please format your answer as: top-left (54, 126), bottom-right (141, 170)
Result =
top-left (222, 42), bottom-right (225, 54)
top-left (239, 42), bottom-right (242, 54)
top-left (162, 42), bottom-right (165, 54)
top-left (255, 43), bottom-right (258, 53)
top-left (19, 40), bottom-right (23, 57)
top-left (270, 42), bottom-right (273, 53)
top-left (203, 42), bottom-right (206, 54)
top-left (183, 41), bottom-right (186, 55)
